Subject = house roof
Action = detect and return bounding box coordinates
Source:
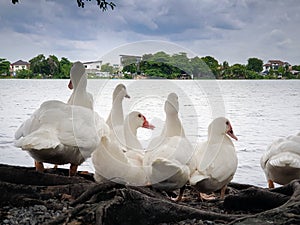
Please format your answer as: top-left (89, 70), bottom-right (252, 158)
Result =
top-left (11, 60), bottom-right (30, 65)
top-left (120, 54), bottom-right (142, 57)
top-left (264, 60), bottom-right (290, 67)
top-left (263, 63), bottom-right (271, 66)
top-left (268, 60), bottom-right (284, 64)
top-left (83, 60), bottom-right (102, 64)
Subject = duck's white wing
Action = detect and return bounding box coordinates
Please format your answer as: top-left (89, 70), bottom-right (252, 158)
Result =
top-left (92, 136), bottom-right (130, 183)
top-left (14, 111), bottom-right (39, 140)
top-left (14, 101), bottom-right (69, 150)
top-left (196, 141), bottom-right (237, 182)
top-left (195, 141), bottom-right (221, 172)
top-left (15, 100), bottom-right (108, 158)
top-left (14, 128), bottom-right (61, 150)
top-left (145, 137), bottom-right (194, 164)
top-left (144, 136), bottom-right (194, 189)
top-left (15, 100), bottom-right (66, 140)
top-left (261, 136), bottom-right (300, 169)
top-left (268, 152), bottom-right (300, 168)
top-left (150, 157), bottom-right (190, 189)
top-left (60, 105), bottom-right (110, 160)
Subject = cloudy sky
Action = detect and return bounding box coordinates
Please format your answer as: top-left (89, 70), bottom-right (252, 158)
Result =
top-left (1, 0), bottom-right (299, 65)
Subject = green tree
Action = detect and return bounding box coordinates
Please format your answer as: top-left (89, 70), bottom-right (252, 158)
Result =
top-left (140, 61), bottom-right (179, 79)
top-left (16, 69), bottom-right (34, 79)
top-left (201, 56), bottom-right (219, 78)
top-left (223, 64), bottom-right (247, 79)
top-left (59, 57), bottom-right (72, 79)
top-left (142, 52), bottom-right (183, 78)
top-left (245, 70), bottom-right (263, 79)
top-left (232, 64), bottom-right (247, 78)
top-left (101, 63), bottom-right (114, 74)
top-left (122, 63), bottom-right (137, 74)
top-left (29, 54), bottom-right (48, 76)
top-left (278, 66), bottom-right (285, 77)
top-left (190, 56), bottom-right (208, 78)
top-left (170, 52), bottom-right (192, 75)
top-left (247, 57), bottom-right (263, 73)
top-left (0, 58), bottom-right (10, 76)
top-left (150, 51), bottom-right (171, 63)
top-left (292, 65), bottom-right (300, 71)
top-left (47, 55), bottom-right (60, 78)
top-left (222, 61), bottom-right (229, 70)
top-left (142, 54), bottom-right (153, 61)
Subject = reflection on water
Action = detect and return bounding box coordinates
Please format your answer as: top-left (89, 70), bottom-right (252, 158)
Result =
top-left (0, 79), bottom-right (299, 187)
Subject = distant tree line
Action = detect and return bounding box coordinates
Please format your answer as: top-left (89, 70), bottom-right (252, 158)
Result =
top-left (1, 52), bottom-right (300, 79)
top-left (0, 55), bottom-right (72, 79)
top-left (28, 54), bottom-right (72, 79)
top-left (120, 52), bottom-right (300, 79)
top-left (121, 52), bottom-right (220, 79)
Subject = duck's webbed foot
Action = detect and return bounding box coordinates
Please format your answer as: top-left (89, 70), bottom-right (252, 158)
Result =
top-left (35, 161), bottom-right (45, 172)
top-left (69, 164), bottom-right (78, 176)
top-left (199, 192), bottom-right (216, 201)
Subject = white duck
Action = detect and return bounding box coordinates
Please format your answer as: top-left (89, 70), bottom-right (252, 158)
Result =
top-left (144, 93), bottom-right (195, 201)
top-left (67, 61), bottom-right (94, 110)
top-left (49, 61), bottom-right (94, 171)
top-left (92, 111), bottom-right (154, 185)
top-left (14, 100), bottom-right (109, 176)
top-left (260, 132), bottom-right (300, 188)
top-left (106, 83), bottom-right (130, 130)
top-left (189, 117), bottom-right (238, 200)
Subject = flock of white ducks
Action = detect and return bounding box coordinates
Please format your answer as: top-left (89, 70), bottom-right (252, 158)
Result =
top-left (14, 62), bottom-right (300, 201)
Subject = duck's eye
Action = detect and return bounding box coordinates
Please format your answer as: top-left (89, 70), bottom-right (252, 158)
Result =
top-left (226, 121), bottom-right (229, 125)
top-left (138, 114), bottom-right (142, 118)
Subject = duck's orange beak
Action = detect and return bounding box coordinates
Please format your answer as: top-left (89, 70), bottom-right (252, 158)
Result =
top-left (226, 124), bottom-right (238, 140)
top-left (142, 118), bottom-right (155, 130)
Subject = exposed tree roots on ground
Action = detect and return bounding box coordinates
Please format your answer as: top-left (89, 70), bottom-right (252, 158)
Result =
top-left (0, 164), bottom-right (299, 225)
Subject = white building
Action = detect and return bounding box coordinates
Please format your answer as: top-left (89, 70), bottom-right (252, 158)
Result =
top-left (83, 60), bottom-right (102, 74)
top-left (263, 60), bottom-right (290, 71)
top-left (10, 60), bottom-right (30, 76)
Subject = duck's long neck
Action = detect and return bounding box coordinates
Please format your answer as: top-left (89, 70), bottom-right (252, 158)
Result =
top-left (124, 120), bottom-right (142, 150)
top-left (165, 113), bottom-right (185, 137)
top-left (108, 97), bottom-right (124, 128)
top-left (68, 77), bottom-right (87, 103)
top-left (73, 76), bottom-right (87, 93)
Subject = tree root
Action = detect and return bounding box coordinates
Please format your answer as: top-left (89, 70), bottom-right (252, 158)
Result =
top-left (1, 164), bottom-right (300, 225)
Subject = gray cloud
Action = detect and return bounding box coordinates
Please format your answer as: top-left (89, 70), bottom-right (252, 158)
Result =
top-left (1, 0), bottom-right (299, 65)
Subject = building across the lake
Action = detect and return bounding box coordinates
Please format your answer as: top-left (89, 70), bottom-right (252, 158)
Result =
top-left (10, 60), bottom-right (30, 76)
top-left (263, 60), bottom-right (291, 71)
top-left (83, 60), bottom-right (102, 73)
top-left (119, 55), bottom-right (142, 67)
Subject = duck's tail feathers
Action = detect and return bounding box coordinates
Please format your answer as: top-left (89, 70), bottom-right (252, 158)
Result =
top-left (189, 170), bottom-right (209, 186)
top-left (269, 152), bottom-right (300, 168)
top-left (14, 118), bottom-right (33, 140)
top-left (14, 123), bottom-right (25, 140)
top-left (14, 129), bottom-right (60, 150)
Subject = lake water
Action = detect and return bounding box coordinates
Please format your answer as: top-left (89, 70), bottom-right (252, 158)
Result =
top-left (0, 79), bottom-right (299, 187)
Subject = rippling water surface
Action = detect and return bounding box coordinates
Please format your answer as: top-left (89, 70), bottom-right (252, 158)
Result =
top-left (0, 79), bottom-right (299, 187)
